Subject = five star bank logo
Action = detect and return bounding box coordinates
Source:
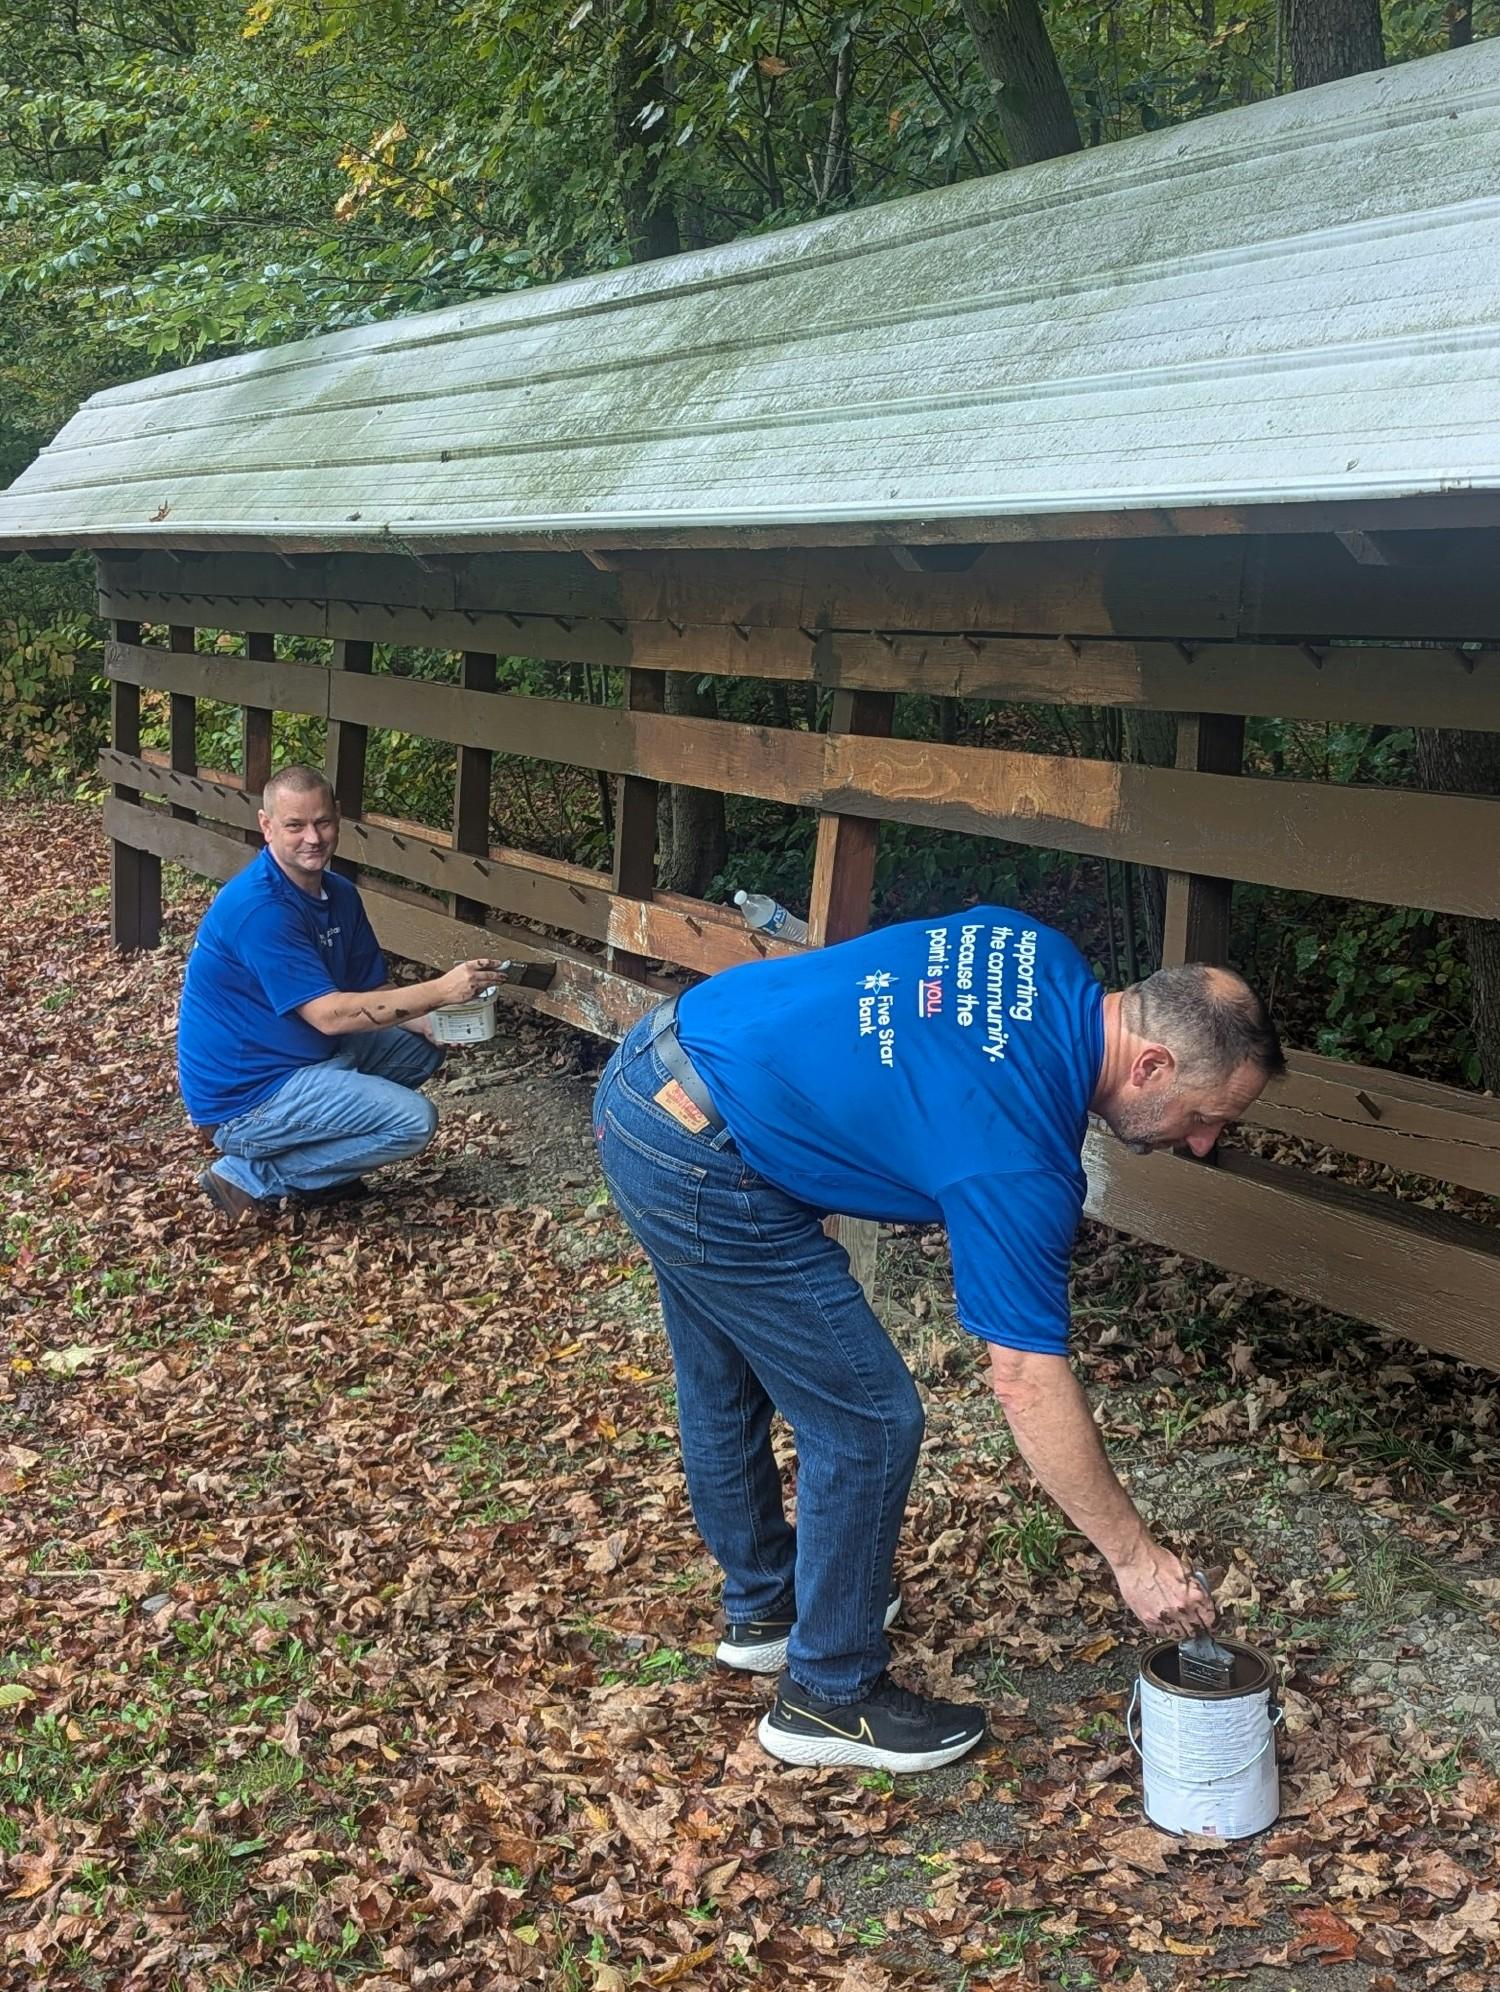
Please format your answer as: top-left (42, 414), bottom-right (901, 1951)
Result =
top-left (860, 971), bottom-right (895, 992)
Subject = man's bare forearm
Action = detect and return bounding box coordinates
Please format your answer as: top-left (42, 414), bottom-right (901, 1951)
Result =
top-left (301, 981), bottom-right (445, 1035)
top-left (987, 1348), bottom-right (1150, 1569)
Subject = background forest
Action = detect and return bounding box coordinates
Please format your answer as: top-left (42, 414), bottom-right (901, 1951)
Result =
top-left (3, 0), bottom-right (1498, 1084)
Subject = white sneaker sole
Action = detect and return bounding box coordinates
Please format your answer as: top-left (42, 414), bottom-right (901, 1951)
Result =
top-left (756, 1711), bottom-right (983, 1773)
top-left (715, 1591), bottom-right (902, 1674)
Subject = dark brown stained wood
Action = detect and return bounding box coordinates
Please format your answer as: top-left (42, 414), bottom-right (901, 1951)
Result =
top-left (242, 633), bottom-right (274, 848)
top-left (610, 668), bottom-right (664, 978)
top-left (451, 651), bottom-right (497, 923)
top-left (168, 626), bottom-right (198, 823)
top-left (1083, 1135), bottom-right (1500, 1370)
top-left (1241, 532), bottom-right (1500, 643)
top-left (816, 635), bottom-right (1500, 731)
top-left (325, 639), bottom-right (372, 881)
top-left (108, 619), bottom-right (160, 950)
top-left (824, 735), bottom-right (1500, 920)
top-left (101, 536), bottom-right (1244, 640)
top-left (1160, 714), bottom-right (1245, 969)
top-left (100, 586), bottom-right (332, 641)
top-left (103, 613), bottom-right (1500, 735)
top-left (106, 639), bottom-right (329, 715)
top-left (1247, 1052), bottom-right (1500, 1198)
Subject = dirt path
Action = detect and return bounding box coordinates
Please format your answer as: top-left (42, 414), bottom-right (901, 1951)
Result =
top-left (3, 801), bottom-right (1499, 1991)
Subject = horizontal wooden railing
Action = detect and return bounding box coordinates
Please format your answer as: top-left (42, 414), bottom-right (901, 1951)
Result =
top-left (106, 750), bottom-right (1500, 1199)
top-left (104, 642), bottom-right (1500, 920)
top-left (1082, 1139), bottom-right (1500, 1372)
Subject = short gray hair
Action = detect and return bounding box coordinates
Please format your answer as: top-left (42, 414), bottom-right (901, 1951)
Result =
top-left (1122, 963), bottom-right (1284, 1081)
top-left (262, 765), bottom-right (335, 817)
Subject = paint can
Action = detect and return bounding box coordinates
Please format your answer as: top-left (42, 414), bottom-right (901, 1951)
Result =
top-left (429, 986), bottom-right (498, 1044)
top-left (1127, 1637), bottom-right (1282, 1840)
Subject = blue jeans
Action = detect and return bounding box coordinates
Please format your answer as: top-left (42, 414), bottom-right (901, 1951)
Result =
top-left (593, 1006), bottom-right (924, 1701)
top-left (211, 1028), bottom-right (444, 1200)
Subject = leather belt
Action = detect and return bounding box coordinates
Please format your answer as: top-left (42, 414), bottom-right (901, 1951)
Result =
top-left (648, 995), bottom-right (727, 1136)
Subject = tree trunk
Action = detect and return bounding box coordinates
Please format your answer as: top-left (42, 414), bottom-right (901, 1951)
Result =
top-left (654, 674), bottom-right (729, 896)
top-left (1447, 2), bottom-right (1473, 48)
top-left (1416, 728), bottom-right (1500, 1089)
top-left (1283, 0), bottom-right (1384, 90)
top-left (958, 0), bottom-right (1083, 166)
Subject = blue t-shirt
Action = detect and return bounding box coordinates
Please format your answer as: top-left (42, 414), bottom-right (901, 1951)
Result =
top-left (177, 849), bottom-right (386, 1126)
top-left (677, 909), bottom-right (1103, 1355)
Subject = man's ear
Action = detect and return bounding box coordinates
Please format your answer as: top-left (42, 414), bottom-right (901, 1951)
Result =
top-left (257, 810), bottom-right (273, 842)
top-left (1131, 1042), bottom-right (1175, 1089)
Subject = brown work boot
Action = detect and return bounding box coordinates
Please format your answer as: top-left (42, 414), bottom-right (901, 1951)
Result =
top-left (198, 1166), bottom-right (261, 1222)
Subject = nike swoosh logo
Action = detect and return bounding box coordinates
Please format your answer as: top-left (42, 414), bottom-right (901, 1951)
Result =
top-left (781, 1703), bottom-right (875, 1743)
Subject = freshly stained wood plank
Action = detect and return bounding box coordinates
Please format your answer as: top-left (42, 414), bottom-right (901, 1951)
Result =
top-left (451, 651), bottom-right (497, 923)
top-left (1083, 1134), bottom-right (1500, 1370)
top-left (168, 626), bottom-right (198, 824)
top-left (1160, 713), bottom-right (1245, 968)
top-left (1247, 1052), bottom-right (1500, 1197)
top-left (242, 633), bottom-right (274, 848)
top-left (108, 619), bottom-right (161, 950)
top-left (825, 735), bottom-right (1500, 920)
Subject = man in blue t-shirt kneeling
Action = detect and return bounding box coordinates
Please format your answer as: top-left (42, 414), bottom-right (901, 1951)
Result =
top-left (593, 913), bottom-right (1283, 1775)
top-left (178, 765), bottom-right (500, 1220)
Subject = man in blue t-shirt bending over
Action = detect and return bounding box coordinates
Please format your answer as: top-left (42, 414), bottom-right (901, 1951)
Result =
top-left (593, 913), bottom-right (1282, 1775)
top-left (178, 765), bottom-right (499, 1220)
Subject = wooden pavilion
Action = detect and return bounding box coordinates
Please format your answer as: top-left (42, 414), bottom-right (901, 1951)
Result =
top-left (4, 42), bottom-right (1500, 1367)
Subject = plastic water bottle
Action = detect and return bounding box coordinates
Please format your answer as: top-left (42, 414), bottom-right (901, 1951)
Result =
top-left (733, 890), bottom-right (809, 945)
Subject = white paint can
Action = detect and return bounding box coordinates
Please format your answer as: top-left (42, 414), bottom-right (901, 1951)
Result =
top-left (1127, 1637), bottom-right (1282, 1840)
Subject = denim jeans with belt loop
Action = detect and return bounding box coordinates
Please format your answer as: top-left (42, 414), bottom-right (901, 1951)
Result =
top-left (593, 1003), bottom-right (925, 1702)
top-left (210, 1026), bottom-right (444, 1201)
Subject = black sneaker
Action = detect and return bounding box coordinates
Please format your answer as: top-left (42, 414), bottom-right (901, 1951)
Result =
top-left (716, 1584), bottom-right (902, 1675)
top-left (758, 1670), bottom-right (986, 1773)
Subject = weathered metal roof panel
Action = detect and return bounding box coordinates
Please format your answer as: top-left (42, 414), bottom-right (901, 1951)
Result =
top-left (4, 42), bottom-right (1500, 551)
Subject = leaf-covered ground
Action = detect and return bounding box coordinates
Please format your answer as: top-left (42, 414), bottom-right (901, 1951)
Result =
top-left (3, 799), bottom-right (1500, 1992)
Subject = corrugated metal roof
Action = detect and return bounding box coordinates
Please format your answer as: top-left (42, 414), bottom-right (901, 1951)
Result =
top-left (4, 42), bottom-right (1500, 553)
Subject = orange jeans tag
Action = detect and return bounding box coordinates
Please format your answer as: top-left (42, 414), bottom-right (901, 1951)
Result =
top-left (654, 1078), bottom-right (711, 1134)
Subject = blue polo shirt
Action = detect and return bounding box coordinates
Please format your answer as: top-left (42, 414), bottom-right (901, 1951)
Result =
top-left (177, 849), bottom-right (386, 1126)
top-left (676, 910), bottom-right (1103, 1354)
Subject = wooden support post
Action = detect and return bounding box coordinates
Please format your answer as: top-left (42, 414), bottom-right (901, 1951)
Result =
top-left (325, 638), bottom-right (373, 881)
top-left (809, 688), bottom-right (897, 1303)
top-left (109, 618), bottom-right (161, 949)
top-left (1160, 714), bottom-right (1246, 968)
top-left (609, 667), bottom-right (665, 976)
top-left (168, 624), bottom-right (198, 822)
top-left (241, 633), bottom-right (275, 849)
top-left (450, 651), bottom-right (497, 924)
